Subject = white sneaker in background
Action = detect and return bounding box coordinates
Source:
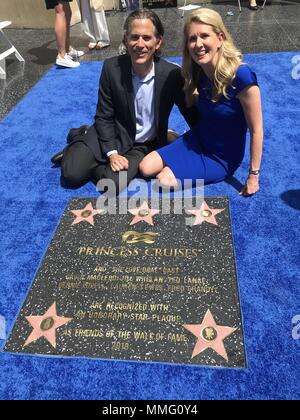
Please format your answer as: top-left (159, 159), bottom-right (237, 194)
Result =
top-left (68, 47), bottom-right (85, 59)
top-left (56, 54), bottom-right (80, 68)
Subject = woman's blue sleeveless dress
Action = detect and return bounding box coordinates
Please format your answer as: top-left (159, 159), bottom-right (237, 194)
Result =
top-left (157, 64), bottom-right (258, 185)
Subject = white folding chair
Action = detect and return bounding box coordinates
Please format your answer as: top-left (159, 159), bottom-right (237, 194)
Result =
top-left (0, 21), bottom-right (25, 80)
top-left (262, 0), bottom-right (267, 9)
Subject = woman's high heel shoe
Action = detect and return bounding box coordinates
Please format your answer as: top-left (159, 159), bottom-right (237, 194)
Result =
top-left (88, 42), bottom-right (97, 50)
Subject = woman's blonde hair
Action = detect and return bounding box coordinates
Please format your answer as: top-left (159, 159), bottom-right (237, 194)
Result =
top-left (182, 8), bottom-right (242, 106)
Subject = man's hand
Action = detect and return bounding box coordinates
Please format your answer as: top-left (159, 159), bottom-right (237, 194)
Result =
top-left (109, 153), bottom-right (129, 172)
top-left (239, 174), bottom-right (259, 196)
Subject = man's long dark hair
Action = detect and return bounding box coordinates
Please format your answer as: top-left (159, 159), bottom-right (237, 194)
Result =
top-left (124, 8), bottom-right (164, 38)
top-left (122, 8), bottom-right (164, 56)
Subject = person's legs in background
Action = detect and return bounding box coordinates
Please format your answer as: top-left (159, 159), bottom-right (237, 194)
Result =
top-left (92, 7), bottom-right (110, 49)
top-left (52, 1), bottom-right (83, 68)
top-left (79, 0), bottom-right (110, 49)
top-left (54, 2), bottom-right (71, 58)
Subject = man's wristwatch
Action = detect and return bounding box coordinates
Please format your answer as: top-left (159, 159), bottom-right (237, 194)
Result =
top-left (249, 169), bottom-right (260, 176)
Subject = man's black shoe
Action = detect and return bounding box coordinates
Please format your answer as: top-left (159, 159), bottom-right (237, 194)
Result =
top-left (51, 150), bottom-right (64, 165)
top-left (51, 125), bottom-right (89, 165)
top-left (66, 124), bottom-right (89, 144)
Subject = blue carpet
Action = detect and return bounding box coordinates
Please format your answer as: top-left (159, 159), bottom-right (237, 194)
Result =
top-left (0, 52), bottom-right (299, 400)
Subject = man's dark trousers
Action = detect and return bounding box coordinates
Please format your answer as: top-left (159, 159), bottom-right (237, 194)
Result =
top-left (61, 127), bottom-right (158, 193)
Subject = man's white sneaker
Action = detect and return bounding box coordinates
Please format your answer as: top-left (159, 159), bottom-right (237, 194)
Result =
top-left (68, 47), bottom-right (85, 59)
top-left (56, 54), bottom-right (80, 68)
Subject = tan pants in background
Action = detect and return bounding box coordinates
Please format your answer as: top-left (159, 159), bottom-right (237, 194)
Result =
top-left (77, 0), bottom-right (110, 45)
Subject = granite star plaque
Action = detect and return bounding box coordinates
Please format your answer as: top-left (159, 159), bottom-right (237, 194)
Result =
top-left (3, 197), bottom-right (246, 368)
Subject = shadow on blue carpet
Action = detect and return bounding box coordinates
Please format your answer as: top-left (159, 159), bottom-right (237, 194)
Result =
top-left (0, 52), bottom-right (299, 400)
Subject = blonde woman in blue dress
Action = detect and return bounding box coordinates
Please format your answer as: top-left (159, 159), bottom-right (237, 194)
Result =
top-left (139, 8), bottom-right (263, 196)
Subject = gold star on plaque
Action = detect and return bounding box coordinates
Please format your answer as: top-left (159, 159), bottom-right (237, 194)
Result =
top-left (70, 202), bottom-right (103, 226)
top-left (24, 303), bottom-right (73, 348)
top-left (187, 201), bottom-right (225, 226)
top-left (183, 309), bottom-right (237, 361)
top-left (128, 201), bottom-right (160, 226)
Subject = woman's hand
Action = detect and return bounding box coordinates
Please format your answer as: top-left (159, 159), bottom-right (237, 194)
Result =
top-left (239, 174), bottom-right (260, 196)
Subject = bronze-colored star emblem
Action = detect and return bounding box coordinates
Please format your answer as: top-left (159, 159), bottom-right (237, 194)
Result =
top-left (183, 309), bottom-right (237, 361)
top-left (187, 201), bottom-right (225, 226)
top-left (70, 202), bottom-right (103, 226)
top-left (128, 201), bottom-right (160, 226)
top-left (24, 303), bottom-right (73, 348)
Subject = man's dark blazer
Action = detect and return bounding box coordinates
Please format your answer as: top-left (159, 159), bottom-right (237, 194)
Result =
top-left (83, 54), bottom-right (198, 162)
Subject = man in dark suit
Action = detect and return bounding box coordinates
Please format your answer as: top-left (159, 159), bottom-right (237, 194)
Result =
top-left (53, 8), bottom-right (197, 193)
